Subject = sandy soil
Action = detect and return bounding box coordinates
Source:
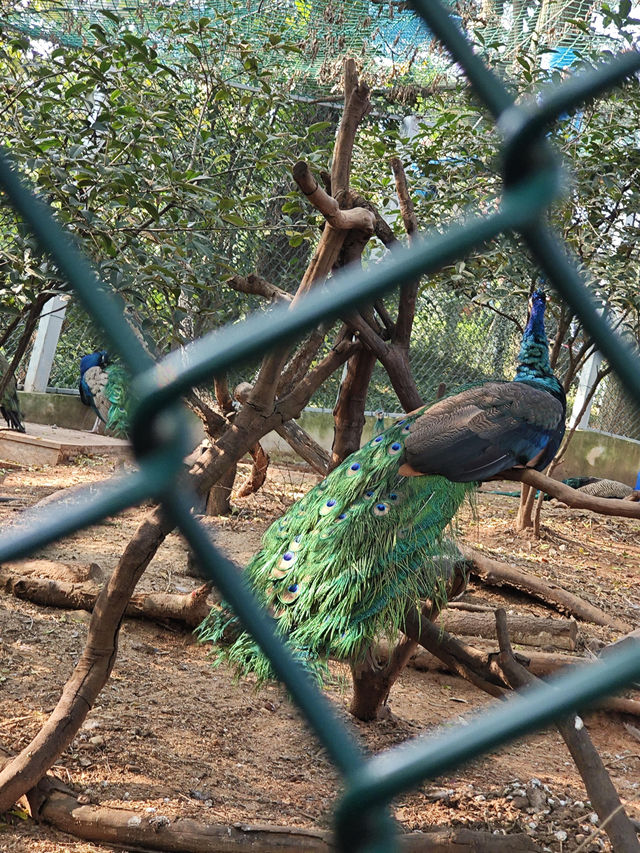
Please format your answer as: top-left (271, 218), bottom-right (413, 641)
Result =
top-left (0, 455), bottom-right (638, 852)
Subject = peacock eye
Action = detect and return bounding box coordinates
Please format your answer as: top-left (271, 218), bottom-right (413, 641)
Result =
top-left (388, 492), bottom-right (401, 503)
top-left (319, 498), bottom-right (339, 516)
top-left (337, 513), bottom-right (347, 521)
top-left (373, 502), bottom-right (390, 517)
top-left (289, 535), bottom-right (303, 552)
top-left (347, 462), bottom-right (362, 476)
top-left (279, 583), bottom-right (301, 604)
top-left (363, 490), bottom-right (376, 500)
top-left (371, 435), bottom-right (384, 446)
top-left (387, 441), bottom-right (402, 456)
top-left (402, 423), bottom-right (411, 433)
top-left (277, 550), bottom-right (296, 571)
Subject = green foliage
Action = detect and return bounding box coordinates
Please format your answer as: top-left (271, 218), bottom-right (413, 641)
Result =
top-left (350, 43), bottom-right (640, 399)
top-left (0, 6), bottom-right (334, 369)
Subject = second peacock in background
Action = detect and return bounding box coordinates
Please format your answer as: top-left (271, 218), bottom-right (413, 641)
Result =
top-left (79, 351), bottom-right (129, 438)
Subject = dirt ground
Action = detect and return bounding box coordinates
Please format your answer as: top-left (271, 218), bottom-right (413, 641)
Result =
top-left (0, 454), bottom-right (639, 852)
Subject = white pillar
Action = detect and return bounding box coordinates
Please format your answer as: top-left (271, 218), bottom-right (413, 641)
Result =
top-left (24, 295), bottom-right (68, 392)
top-left (570, 350), bottom-right (603, 429)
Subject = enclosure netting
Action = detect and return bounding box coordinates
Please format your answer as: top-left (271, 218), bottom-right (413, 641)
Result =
top-left (4, 0), bottom-right (608, 86)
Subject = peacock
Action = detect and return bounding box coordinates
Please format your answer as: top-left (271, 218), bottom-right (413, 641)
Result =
top-left (79, 350), bottom-right (129, 437)
top-left (0, 352), bottom-right (25, 432)
top-left (197, 290), bottom-right (566, 682)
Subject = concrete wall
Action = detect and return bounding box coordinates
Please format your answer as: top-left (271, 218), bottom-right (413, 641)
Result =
top-left (18, 392), bottom-right (640, 486)
top-left (19, 391), bottom-right (97, 431)
top-left (554, 429), bottom-right (640, 487)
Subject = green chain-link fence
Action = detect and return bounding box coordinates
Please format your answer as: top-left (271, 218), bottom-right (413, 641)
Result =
top-left (1, 1), bottom-right (640, 851)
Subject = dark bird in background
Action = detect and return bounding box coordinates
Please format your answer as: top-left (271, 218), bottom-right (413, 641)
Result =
top-left (0, 352), bottom-right (25, 432)
top-left (79, 351), bottom-right (129, 437)
top-left (198, 290), bottom-right (566, 681)
top-left (556, 477), bottom-right (639, 501)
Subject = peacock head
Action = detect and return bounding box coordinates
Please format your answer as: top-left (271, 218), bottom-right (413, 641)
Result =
top-left (525, 289), bottom-right (548, 337)
top-left (80, 350), bottom-right (110, 375)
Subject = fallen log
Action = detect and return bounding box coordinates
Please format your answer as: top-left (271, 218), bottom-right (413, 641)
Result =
top-left (402, 642), bottom-right (580, 678)
top-left (460, 545), bottom-right (631, 633)
top-left (0, 748), bottom-right (540, 853)
top-left (0, 569), bottom-right (214, 628)
top-left (398, 617), bottom-right (640, 717)
top-left (436, 609), bottom-right (578, 650)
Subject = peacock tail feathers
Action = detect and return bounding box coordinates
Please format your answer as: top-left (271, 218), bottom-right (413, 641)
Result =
top-left (197, 409), bottom-right (474, 683)
top-left (103, 363), bottom-right (129, 437)
top-left (0, 352), bottom-right (25, 433)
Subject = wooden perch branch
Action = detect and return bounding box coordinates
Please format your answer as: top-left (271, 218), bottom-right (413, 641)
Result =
top-left (292, 161), bottom-right (375, 232)
top-left (274, 420), bottom-right (330, 476)
top-left (235, 442), bottom-right (270, 498)
top-left (332, 58), bottom-right (371, 197)
top-left (389, 157), bottom-right (420, 348)
top-left (504, 469), bottom-right (640, 520)
top-left (234, 381), bottom-right (331, 474)
top-left (402, 606), bottom-right (508, 698)
top-left (227, 274), bottom-right (291, 304)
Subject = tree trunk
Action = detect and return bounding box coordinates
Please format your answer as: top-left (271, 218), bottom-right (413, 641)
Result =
top-left (348, 565), bottom-right (469, 720)
top-left (330, 345), bottom-right (377, 468)
top-left (205, 460), bottom-right (237, 516)
top-left (349, 636), bottom-right (419, 721)
top-left (515, 483), bottom-right (536, 530)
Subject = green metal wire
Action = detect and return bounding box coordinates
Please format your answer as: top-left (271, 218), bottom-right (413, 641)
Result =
top-left (1, 3), bottom-right (639, 852)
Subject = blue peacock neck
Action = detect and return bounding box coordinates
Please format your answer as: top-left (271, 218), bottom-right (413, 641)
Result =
top-left (513, 292), bottom-right (565, 404)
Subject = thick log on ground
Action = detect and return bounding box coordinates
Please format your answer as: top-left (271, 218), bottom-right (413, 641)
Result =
top-left (32, 788), bottom-right (543, 851)
top-left (460, 545), bottom-right (632, 633)
top-left (400, 642), bottom-right (580, 677)
top-left (436, 609), bottom-right (578, 650)
top-left (0, 748), bottom-right (541, 853)
top-left (0, 569), bottom-right (213, 627)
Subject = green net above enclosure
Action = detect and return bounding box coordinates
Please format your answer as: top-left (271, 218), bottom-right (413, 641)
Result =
top-left (3, 0), bottom-right (617, 92)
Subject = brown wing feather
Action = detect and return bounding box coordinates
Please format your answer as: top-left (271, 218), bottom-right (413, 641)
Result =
top-left (404, 382), bottom-right (564, 482)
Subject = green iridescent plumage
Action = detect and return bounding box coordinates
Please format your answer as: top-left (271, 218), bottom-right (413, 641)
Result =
top-left (197, 410), bottom-right (473, 682)
top-left (0, 352), bottom-right (25, 432)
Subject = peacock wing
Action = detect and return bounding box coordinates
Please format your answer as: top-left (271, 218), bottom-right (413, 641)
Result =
top-left (405, 382), bottom-right (565, 482)
top-left (82, 365), bottom-right (111, 423)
